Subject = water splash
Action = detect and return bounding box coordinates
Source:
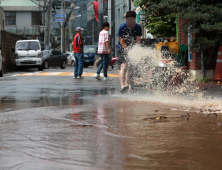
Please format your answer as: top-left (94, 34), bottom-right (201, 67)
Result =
top-left (121, 44), bottom-right (222, 113)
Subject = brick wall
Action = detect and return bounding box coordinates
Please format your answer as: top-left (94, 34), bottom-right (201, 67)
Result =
top-left (188, 52), bottom-right (201, 70)
top-left (1, 30), bottom-right (27, 72)
top-left (178, 17), bottom-right (202, 70)
top-left (178, 18), bottom-right (188, 45)
top-left (178, 17), bottom-right (215, 79)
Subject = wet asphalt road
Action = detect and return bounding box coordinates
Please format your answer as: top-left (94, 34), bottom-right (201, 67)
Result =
top-left (0, 66), bottom-right (119, 112)
top-left (1, 66), bottom-right (222, 170)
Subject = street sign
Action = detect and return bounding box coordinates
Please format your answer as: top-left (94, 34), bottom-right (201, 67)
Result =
top-left (55, 14), bottom-right (66, 18)
top-left (54, 19), bottom-right (64, 22)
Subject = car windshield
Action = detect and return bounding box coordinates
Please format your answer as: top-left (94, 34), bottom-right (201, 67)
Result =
top-left (16, 41), bottom-right (40, 50)
top-left (43, 51), bottom-right (50, 56)
top-left (84, 47), bottom-right (97, 54)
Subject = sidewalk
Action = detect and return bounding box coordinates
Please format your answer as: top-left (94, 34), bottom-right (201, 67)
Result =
top-left (191, 81), bottom-right (222, 95)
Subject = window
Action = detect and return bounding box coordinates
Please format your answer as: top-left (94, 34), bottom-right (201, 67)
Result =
top-left (29, 41), bottom-right (40, 50)
top-left (83, 47), bottom-right (97, 54)
top-left (16, 42), bottom-right (29, 50)
top-left (16, 41), bottom-right (40, 50)
top-left (52, 50), bottom-right (61, 55)
top-left (5, 12), bottom-right (16, 25)
top-left (32, 12), bottom-right (41, 25)
top-left (43, 51), bottom-right (50, 56)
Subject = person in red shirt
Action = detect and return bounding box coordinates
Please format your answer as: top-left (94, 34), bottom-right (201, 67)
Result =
top-left (73, 27), bottom-right (84, 79)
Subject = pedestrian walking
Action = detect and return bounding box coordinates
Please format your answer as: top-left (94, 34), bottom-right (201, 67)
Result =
top-left (117, 11), bottom-right (142, 93)
top-left (73, 27), bottom-right (84, 79)
top-left (95, 22), bottom-right (112, 81)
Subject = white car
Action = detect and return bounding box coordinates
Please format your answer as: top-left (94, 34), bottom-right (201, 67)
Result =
top-left (67, 53), bottom-right (75, 66)
top-left (0, 45), bottom-right (3, 77)
top-left (13, 40), bottom-right (43, 71)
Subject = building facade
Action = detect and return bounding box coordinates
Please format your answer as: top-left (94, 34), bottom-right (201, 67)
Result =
top-left (1, 0), bottom-right (45, 40)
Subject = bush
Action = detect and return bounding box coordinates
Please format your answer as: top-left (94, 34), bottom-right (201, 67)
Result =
top-left (198, 76), bottom-right (208, 83)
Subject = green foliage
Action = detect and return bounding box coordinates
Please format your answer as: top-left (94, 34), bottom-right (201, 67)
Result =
top-left (146, 14), bottom-right (176, 37)
top-left (133, 0), bottom-right (222, 73)
top-left (198, 76), bottom-right (208, 83)
top-left (133, 0), bottom-right (176, 37)
top-left (133, 0), bottom-right (222, 51)
top-left (161, 0), bottom-right (222, 53)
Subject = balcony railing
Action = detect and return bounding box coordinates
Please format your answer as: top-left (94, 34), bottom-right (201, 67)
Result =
top-left (4, 26), bottom-right (44, 36)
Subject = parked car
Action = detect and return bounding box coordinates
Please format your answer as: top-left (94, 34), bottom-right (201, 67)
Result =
top-left (67, 53), bottom-right (75, 66)
top-left (0, 45), bottom-right (3, 77)
top-left (83, 45), bottom-right (98, 67)
top-left (64, 51), bottom-right (71, 57)
top-left (42, 50), bottom-right (67, 69)
top-left (12, 40), bottom-right (43, 71)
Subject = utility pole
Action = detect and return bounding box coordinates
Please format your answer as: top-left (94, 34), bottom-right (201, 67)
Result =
top-left (129, 0), bottom-right (131, 11)
top-left (69, 3), bottom-right (75, 52)
top-left (45, 0), bottom-right (51, 50)
top-left (111, 0), bottom-right (115, 51)
top-left (44, 0), bottom-right (47, 49)
top-left (62, 0), bottom-right (66, 53)
top-left (48, 1), bottom-right (52, 49)
top-left (61, 0), bottom-right (63, 53)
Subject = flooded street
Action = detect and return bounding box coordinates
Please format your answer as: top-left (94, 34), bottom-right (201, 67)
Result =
top-left (1, 68), bottom-right (222, 170)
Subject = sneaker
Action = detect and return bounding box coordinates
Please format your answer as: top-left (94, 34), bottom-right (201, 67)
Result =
top-left (77, 76), bottom-right (84, 79)
top-left (104, 77), bottom-right (112, 81)
top-left (95, 74), bottom-right (102, 80)
top-left (73, 76), bottom-right (77, 79)
top-left (120, 86), bottom-right (129, 93)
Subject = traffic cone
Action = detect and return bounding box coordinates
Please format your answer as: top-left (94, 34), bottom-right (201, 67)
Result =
top-left (213, 46), bottom-right (222, 81)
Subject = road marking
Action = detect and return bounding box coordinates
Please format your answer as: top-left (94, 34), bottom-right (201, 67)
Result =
top-left (17, 72), bottom-right (119, 77)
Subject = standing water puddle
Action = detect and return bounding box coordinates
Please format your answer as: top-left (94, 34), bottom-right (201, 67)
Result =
top-left (1, 96), bottom-right (222, 170)
top-left (1, 45), bottom-right (222, 169)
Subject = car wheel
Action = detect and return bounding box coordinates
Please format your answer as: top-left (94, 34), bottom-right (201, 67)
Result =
top-left (61, 60), bottom-right (66, 69)
top-left (0, 64), bottom-right (3, 77)
top-left (71, 61), bottom-right (74, 66)
top-left (44, 60), bottom-right (49, 69)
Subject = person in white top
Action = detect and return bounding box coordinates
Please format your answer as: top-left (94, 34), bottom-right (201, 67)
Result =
top-left (95, 22), bottom-right (112, 81)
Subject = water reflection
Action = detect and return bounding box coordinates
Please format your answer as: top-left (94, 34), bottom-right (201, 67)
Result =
top-left (1, 99), bottom-right (222, 169)
top-left (0, 87), bottom-right (116, 112)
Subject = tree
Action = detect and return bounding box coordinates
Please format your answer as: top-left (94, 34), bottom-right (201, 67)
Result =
top-left (134, 0), bottom-right (222, 75)
top-left (163, 0), bottom-right (222, 74)
top-left (133, 0), bottom-right (176, 37)
top-left (162, 0), bottom-right (222, 52)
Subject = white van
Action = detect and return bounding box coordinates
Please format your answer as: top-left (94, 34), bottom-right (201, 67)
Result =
top-left (0, 45), bottom-right (3, 77)
top-left (13, 40), bottom-right (43, 71)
